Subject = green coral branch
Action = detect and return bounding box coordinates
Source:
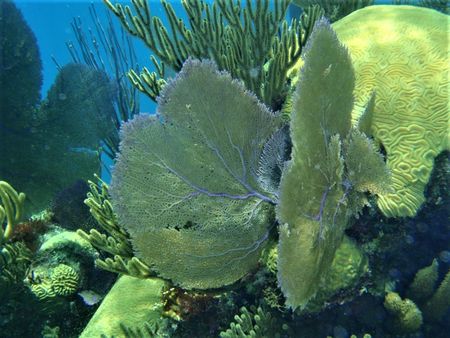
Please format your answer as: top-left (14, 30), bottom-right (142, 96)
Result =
top-left (96, 255), bottom-right (153, 279)
top-left (103, 0), bottom-right (320, 107)
top-left (220, 306), bottom-right (288, 338)
top-left (77, 175), bottom-right (154, 277)
top-left (0, 242), bottom-right (32, 283)
top-left (79, 175), bottom-right (158, 279)
top-left (80, 175), bottom-right (131, 253)
top-left (0, 181), bottom-right (26, 245)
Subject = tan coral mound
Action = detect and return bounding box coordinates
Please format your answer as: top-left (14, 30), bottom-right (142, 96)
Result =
top-left (333, 5), bottom-right (449, 217)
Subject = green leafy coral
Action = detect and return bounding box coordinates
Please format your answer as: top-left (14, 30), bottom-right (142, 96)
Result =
top-left (276, 19), bottom-right (389, 309)
top-left (110, 59), bottom-right (281, 289)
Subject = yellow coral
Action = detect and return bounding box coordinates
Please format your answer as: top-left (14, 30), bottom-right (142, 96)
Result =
top-left (332, 6), bottom-right (449, 217)
top-left (407, 258), bottom-right (439, 303)
top-left (424, 269), bottom-right (450, 321)
top-left (51, 264), bottom-right (80, 296)
top-left (30, 263), bottom-right (80, 300)
top-left (384, 292), bottom-right (423, 333)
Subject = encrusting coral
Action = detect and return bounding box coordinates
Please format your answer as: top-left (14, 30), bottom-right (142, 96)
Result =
top-left (332, 5), bottom-right (450, 217)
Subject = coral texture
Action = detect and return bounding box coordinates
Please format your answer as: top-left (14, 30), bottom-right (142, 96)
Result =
top-left (30, 264), bottom-right (80, 300)
top-left (333, 5), bottom-right (450, 217)
top-left (407, 258), bottom-right (439, 303)
top-left (384, 292), bottom-right (423, 333)
top-left (110, 59), bottom-right (281, 289)
top-left (80, 276), bottom-right (166, 338)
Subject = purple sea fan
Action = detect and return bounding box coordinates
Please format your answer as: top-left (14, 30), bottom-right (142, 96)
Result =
top-left (110, 59), bottom-right (283, 289)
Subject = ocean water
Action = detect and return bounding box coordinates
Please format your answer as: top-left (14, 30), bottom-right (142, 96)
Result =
top-left (0, 0), bottom-right (448, 337)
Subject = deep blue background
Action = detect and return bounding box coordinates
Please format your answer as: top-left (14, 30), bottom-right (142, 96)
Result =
top-left (15, 0), bottom-right (189, 113)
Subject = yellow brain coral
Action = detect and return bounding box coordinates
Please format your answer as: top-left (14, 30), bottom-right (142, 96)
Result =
top-left (332, 5), bottom-right (449, 217)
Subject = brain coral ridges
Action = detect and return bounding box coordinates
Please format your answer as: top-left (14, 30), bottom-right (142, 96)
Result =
top-left (332, 5), bottom-right (450, 217)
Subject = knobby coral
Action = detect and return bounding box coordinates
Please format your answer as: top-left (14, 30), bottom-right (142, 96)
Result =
top-left (29, 263), bottom-right (80, 301)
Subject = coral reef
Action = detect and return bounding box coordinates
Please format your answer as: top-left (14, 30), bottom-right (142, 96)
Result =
top-left (332, 5), bottom-right (449, 217)
top-left (0, 0), bottom-right (42, 130)
top-left (1, 1), bottom-right (118, 215)
top-left (51, 180), bottom-right (94, 232)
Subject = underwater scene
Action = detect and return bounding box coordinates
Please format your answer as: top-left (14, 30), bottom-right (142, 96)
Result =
top-left (0, 0), bottom-right (449, 337)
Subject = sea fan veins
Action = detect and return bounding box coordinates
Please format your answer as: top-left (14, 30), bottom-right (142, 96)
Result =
top-left (110, 59), bottom-right (281, 289)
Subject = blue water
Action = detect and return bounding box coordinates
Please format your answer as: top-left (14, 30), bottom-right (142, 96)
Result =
top-left (15, 0), bottom-right (190, 113)
top-left (15, 0), bottom-right (406, 114)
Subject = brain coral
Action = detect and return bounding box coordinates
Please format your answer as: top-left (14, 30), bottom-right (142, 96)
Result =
top-left (332, 5), bottom-right (449, 217)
